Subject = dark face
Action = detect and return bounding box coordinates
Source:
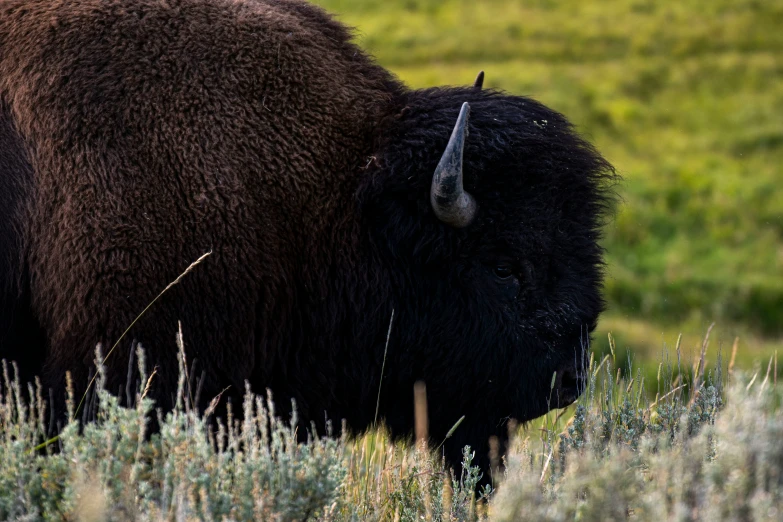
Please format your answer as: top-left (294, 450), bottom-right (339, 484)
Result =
top-left (360, 87), bottom-right (615, 448)
top-left (430, 180), bottom-right (601, 420)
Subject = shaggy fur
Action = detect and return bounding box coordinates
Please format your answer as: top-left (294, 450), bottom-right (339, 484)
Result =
top-left (0, 0), bottom-right (616, 477)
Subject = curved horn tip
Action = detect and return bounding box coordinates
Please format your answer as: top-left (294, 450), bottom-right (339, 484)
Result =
top-left (473, 70), bottom-right (485, 90)
top-left (430, 101), bottom-right (477, 228)
top-left (458, 101), bottom-right (471, 126)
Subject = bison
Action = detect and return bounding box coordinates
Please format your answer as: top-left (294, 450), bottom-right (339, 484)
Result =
top-left (0, 0), bottom-right (615, 478)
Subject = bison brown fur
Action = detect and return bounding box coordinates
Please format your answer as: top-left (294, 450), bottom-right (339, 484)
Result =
top-left (0, 0), bottom-right (616, 478)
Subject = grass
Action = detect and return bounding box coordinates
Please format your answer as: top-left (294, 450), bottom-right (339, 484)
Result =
top-left (0, 331), bottom-right (780, 520)
top-left (593, 317), bottom-right (781, 399)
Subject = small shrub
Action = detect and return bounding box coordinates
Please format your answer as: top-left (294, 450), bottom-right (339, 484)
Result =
top-left (0, 332), bottom-right (780, 521)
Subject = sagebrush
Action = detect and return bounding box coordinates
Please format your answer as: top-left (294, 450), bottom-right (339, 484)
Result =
top-left (0, 331), bottom-right (780, 521)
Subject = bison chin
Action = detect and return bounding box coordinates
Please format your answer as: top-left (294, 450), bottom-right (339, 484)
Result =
top-left (413, 339), bottom-right (592, 487)
top-left (543, 352), bottom-right (589, 411)
top-left (549, 361), bottom-right (587, 408)
top-left (526, 338), bottom-right (591, 418)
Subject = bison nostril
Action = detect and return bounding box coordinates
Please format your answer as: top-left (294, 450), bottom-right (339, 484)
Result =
top-left (554, 365), bottom-right (579, 386)
top-left (560, 369), bottom-right (579, 391)
top-left (552, 365), bottom-right (585, 407)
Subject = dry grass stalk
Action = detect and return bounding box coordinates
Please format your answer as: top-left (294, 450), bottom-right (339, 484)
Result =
top-left (414, 381), bottom-right (428, 444)
top-left (72, 251), bottom-right (213, 422)
top-left (140, 367), bottom-right (158, 400)
top-left (729, 337), bottom-right (739, 375)
top-left (759, 354), bottom-right (775, 396)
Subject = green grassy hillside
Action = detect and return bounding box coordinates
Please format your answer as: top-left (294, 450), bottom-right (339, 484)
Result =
top-left (314, 0), bottom-right (783, 367)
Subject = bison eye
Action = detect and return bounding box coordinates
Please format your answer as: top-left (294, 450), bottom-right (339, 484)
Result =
top-left (490, 262), bottom-right (521, 300)
top-left (494, 265), bottom-right (514, 280)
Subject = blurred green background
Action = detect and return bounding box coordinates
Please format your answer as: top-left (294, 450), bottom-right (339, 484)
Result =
top-left (316, 0), bottom-right (782, 380)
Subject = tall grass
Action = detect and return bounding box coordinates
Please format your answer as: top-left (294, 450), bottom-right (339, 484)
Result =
top-left (0, 331), bottom-right (779, 520)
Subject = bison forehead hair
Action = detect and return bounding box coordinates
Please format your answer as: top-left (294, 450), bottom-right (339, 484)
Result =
top-left (0, 0), bottom-right (617, 479)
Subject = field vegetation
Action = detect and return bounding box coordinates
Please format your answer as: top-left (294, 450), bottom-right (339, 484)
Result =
top-left (1, 339), bottom-right (779, 520)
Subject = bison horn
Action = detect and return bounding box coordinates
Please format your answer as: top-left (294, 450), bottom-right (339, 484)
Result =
top-left (430, 102), bottom-right (477, 228)
top-left (473, 70), bottom-right (484, 90)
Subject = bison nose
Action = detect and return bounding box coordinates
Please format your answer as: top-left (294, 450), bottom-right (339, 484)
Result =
top-left (552, 363), bottom-right (586, 408)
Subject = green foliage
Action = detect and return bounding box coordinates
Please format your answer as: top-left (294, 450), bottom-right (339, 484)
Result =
top-left (1, 334), bottom-right (781, 521)
top-left (315, 0), bottom-right (783, 338)
top-left (0, 341), bottom-right (488, 521)
top-left (0, 346), bottom-right (348, 521)
top-left (493, 373), bottom-right (781, 521)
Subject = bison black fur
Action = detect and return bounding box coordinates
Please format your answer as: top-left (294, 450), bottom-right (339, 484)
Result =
top-left (0, 0), bottom-right (616, 478)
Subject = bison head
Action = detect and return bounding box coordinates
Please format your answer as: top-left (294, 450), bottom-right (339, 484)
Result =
top-left (357, 81), bottom-right (617, 476)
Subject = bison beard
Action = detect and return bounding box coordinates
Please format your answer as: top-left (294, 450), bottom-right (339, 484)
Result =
top-left (0, 0), bottom-right (616, 481)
